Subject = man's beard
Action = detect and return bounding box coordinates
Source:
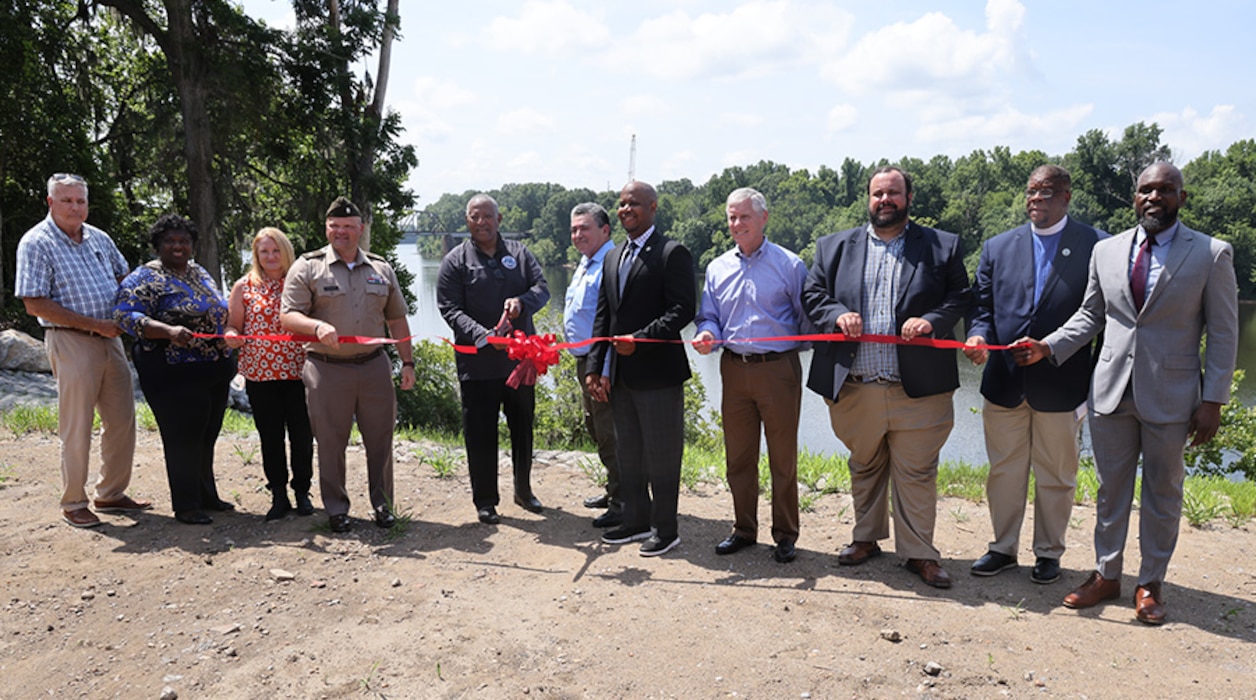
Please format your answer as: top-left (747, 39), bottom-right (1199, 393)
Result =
top-left (1138, 209), bottom-right (1176, 234)
top-left (870, 203), bottom-right (909, 228)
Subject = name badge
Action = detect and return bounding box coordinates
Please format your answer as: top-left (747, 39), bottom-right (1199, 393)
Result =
top-left (322, 285), bottom-right (340, 292)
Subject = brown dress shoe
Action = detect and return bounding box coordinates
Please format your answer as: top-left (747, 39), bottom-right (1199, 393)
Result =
top-left (63, 508), bottom-right (102, 528)
top-left (1062, 571), bottom-right (1121, 609)
top-left (94, 495), bottom-right (153, 513)
top-left (837, 541), bottom-right (882, 566)
top-left (905, 559), bottom-right (952, 588)
top-left (1134, 583), bottom-right (1166, 625)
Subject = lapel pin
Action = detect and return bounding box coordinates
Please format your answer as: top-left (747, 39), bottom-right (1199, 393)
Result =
top-left (1061, 248), bottom-right (1071, 257)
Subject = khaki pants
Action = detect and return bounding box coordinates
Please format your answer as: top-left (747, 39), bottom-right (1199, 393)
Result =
top-left (45, 329), bottom-right (137, 511)
top-left (982, 399), bottom-right (1082, 560)
top-left (827, 381), bottom-right (953, 561)
top-left (720, 351), bottom-right (801, 544)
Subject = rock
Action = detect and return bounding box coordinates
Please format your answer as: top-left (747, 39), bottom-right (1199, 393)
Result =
top-left (270, 569), bottom-right (295, 582)
top-left (880, 629), bottom-right (902, 643)
top-left (0, 330), bottom-right (51, 373)
top-left (924, 661), bottom-right (943, 676)
top-left (159, 686), bottom-right (178, 700)
top-left (210, 623), bottom-right (241, 635)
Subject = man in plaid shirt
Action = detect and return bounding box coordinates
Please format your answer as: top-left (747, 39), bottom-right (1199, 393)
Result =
top-left (15, 173), bottom-right (150, 528)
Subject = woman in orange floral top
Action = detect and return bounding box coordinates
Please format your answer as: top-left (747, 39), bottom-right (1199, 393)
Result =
top-left (225, 228), bottom-right (314, 521)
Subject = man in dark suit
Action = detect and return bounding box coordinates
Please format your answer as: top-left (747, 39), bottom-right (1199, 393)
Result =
top-left (1016, 162), bottom-right (1238, 624)
top-left (963, 165), bottom-right (1105, 585)
top-left (586, 180), bottom-right (696, 557)
top-left (803, 166), bottom-right (972, 588)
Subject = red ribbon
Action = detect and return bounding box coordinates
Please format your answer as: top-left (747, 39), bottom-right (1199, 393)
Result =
top-left (197, 331), bottom-right (1025, 356)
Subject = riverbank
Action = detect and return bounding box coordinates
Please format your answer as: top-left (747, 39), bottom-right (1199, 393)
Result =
top-left (1, 422), bottom-right (1253, 698)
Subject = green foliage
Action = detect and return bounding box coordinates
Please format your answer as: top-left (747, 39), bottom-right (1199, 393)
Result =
top-left (1182, 477), bottom-right (1227, 527)
top-left (1186, 370), bottom-right (1256, 481)
top-left (395, 340), bottom-right (461, 433)
top-left (937, 460), bottom-right (988, 501)
top-left (0, 405), bottom-right (59, 434)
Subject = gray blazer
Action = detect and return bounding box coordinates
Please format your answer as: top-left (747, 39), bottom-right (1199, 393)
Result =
top-left (1044, 223), bottom-right (1238, 424)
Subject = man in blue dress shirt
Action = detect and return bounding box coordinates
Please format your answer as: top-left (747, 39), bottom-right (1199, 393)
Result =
top-left (694, 188), bottom-right (809, 563)
top-left (563, 202), bottom-right (622, 528)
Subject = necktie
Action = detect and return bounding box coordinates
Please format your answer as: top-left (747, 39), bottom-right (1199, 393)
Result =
top-left (618, 241), bottom-right (636, 295)
top-left (1130, 233), bottom-right (1157, 309)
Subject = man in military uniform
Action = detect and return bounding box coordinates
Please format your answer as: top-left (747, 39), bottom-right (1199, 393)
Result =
top-left (281, 196), bottom-right (416, 533)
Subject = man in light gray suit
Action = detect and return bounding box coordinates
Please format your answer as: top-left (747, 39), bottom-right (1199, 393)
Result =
top-left (1015, 162), bottom-right (1238, 625)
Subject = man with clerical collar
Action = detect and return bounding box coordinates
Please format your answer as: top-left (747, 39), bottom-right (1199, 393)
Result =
top-left (964, 165), bottom-right (1106, 585)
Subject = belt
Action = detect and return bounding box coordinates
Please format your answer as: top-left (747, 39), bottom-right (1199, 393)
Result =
top-left (723, 349), bottom-right (795, 364)
top-left (846, 374), bottom-right (899, 385)
top-left (48, 326), bottom-right (101, 338)
top-left (308, 348), bottom-right (383, 365)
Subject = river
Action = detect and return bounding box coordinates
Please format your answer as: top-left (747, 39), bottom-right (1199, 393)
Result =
top-left (396, 244), bottom-right (1256, 466)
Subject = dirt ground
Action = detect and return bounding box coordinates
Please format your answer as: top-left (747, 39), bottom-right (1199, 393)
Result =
top-left (1, 427), bottom-right (1253, 700)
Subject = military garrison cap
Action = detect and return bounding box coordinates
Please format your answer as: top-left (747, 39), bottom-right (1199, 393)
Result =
top-left (325, 196), bottom-right (362, 219)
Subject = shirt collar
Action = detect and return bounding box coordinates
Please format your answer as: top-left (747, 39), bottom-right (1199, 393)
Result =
top-left (589, 239), bottom-right (615, 264)
top-left (1138, 220), bottom-right (1179, 246)
top-left (627, 225), bottom-right (655, 248)
top-left (865, 221), bottom-right (908, 245)
top-left (1031, 215), bottom-right (1069, 237)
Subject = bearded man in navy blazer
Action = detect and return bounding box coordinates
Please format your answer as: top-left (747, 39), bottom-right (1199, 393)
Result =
top-left (803, 166), bottom-right (972, 588)
top-left (586, 181), bottom-right (696, 557)
top-left (963, 165), bottom-right (1106, 585)
top-left (1017, 162), bottom-right (1238, 624)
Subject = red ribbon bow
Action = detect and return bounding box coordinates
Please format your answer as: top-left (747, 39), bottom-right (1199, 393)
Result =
top-left (499, 331), bottom-right (561, 388)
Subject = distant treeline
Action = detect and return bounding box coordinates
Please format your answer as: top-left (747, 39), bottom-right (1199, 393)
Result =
top-left (418, 123), bottom-right (1256, 299)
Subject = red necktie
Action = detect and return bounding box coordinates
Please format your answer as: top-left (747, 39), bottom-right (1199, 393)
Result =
top-left (1130, 233), bottom-right (1156, 309)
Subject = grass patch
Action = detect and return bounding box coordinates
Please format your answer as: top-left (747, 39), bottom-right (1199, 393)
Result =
top-left (680, 444), bottom-right (723, 490)
top-left (0, 404), bottom-right (59, 433)
top-left (937, 460), bottom-right (987, 501)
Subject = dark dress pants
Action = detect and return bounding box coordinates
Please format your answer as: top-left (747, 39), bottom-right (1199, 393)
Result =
top-left (134, 350), bottom-right (235, 514)
top-left (612, 382), bottom-right (684, 540)
top-left (460, 378), bottom-right (535, 508)
top-left (245, 379), bottom-right (314, 496)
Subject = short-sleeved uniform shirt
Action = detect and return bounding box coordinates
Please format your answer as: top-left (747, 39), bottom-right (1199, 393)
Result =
top-left (281, 245), bottom-right (408, 358)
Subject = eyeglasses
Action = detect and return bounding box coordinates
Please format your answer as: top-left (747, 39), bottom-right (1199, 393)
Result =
top-left (51, 173), bottom-right (87, 185)
top-left (484, 257), bottom-right (505, 281)
top-left (1025, 188), bottom-right (1068, 200)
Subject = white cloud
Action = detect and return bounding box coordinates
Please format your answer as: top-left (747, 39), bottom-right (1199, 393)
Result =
top-left (826, 104), bottom-right (858, 132)
top-left (1150, 105), bottom-right (1249, 160)
top-left (603, 1), bottom-right (854, 81)
top-left (619, 94), bottom-right (671, 118)
top-left (411, 76), bottom-right (476, 109)
top-left (916, 103), bottom-right (1093, 145)
top-left (822, 0), bottom-right (1028, 98)
top-left (720, 112), bottom-right (765, 127)
top-left (496, 108), bottom-right (557, 135)
top-left (486, 1), bottom-right (610, 54)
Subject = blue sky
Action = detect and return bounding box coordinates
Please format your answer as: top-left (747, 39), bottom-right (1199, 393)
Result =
top-left (242, 0), bottom-right (1253, 207)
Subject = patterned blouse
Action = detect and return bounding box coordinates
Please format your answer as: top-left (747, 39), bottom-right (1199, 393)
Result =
top-left (238, 276), bottom-right (305, 382)
top-left (115, 260), bottom-right (232, 364)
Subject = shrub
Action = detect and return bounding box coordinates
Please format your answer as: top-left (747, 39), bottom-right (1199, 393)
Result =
top-left (395, 340), bottom-right (461, 433)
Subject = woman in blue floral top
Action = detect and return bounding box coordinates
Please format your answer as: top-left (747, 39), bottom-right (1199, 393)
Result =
top-left (115, 214), bottom-right (237, 525)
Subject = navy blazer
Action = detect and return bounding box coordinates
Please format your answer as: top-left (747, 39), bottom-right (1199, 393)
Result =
top-left (587, 230), bottom-right (696, 390)
top-left (803, 222), bottom-right (972, 401)
top-left (969, 218), bottom-right (1105, 411)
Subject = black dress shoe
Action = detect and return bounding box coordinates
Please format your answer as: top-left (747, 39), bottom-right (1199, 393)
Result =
top-left (1031, 557), bottom-right (1061, 584)
top-left (773, 539), bottom-right (797, 563)
top-left (584, 494), bottom-right (609, 509)
top-left (264, 498), bottom-right (291, 522)
top-left (374, 506), bottom-right (396, 529)
top-left (208, 499), bottom-right (236, 512)
top-left (294, 492), bottom-right (315, 516)
top-left (514, 493), bottom-right (544, 513)
top-left (328, 513), bottom-right (351, 533)
top-left (591, 509), bottom-right (623, 528)
top-left (970, 551), bottom-right (1018, 576)
top-left (477, 507), bottom-right (500, 525)
top-left (175, 511), bottom-right (212, 525)
top-left (715, 534), bottom-right (755, 556)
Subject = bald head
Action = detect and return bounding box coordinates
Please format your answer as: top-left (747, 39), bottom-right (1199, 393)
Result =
top-left (617, 180), bottom-right (658, 238)
top-left (1135, 162), bottom-right (1186, 234)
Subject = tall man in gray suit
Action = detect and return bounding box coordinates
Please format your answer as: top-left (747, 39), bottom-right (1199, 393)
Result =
top-left (1016, 162), bottom-right (1238, 624)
